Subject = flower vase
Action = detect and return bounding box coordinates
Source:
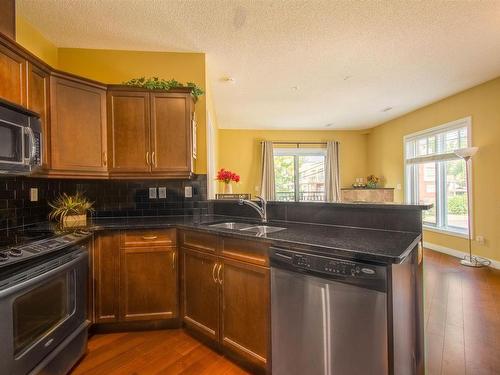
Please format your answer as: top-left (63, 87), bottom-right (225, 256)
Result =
top-left (224, 183), bottom-right (233, 194)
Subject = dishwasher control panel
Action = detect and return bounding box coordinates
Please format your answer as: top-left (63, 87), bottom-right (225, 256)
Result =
top-left (291, 253), bottom-right (377, 278)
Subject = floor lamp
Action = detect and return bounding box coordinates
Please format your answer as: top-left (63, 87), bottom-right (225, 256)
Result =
top-left (454, 147), bottom-right (490, 267)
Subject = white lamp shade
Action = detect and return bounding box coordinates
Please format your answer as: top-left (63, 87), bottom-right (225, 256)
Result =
top-left (455, 147), bottom-right (479, 159)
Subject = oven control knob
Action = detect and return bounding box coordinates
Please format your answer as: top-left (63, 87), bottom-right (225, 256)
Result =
top-left (0, 252), bottom-right (9, 262)
top-left (9, 248), bottom-right (23, 257)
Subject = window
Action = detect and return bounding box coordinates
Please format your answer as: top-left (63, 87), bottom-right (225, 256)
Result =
top-left (404, 118), bottom-right (471, 236)
top-left (274, 148), bottom-right (326, 202)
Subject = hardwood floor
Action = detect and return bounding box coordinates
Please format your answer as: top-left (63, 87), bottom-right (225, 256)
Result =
top-left (424, 250), bottom-right (500, 375)
top-left (71, 249), bottom-right (500, 375)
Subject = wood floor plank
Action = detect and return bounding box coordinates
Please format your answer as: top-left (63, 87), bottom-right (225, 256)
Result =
top-left (71, 249), bottom-right (500, 375)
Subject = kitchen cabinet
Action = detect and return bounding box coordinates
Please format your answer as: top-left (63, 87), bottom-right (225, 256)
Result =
top-left (93, 232), bottom-right (120, 323)
top-left (92, 229), bottom-right (178, 324)
top-left (180, 230), bottom-right (270, 372)
top-left (26, 62), bottom-right (50, 168)
top-left (49, 74), bottom-right (108, 177)
top-left (181, 247), bottom-right (220, 341)
top-left (220, 258), bottom-right (270, 369)
top-left (107, 87), bottom-right (194, 179)
top-left (107, 90), bottom-right (151, 174)
top-left (0, 0), bottom-right (16, 40)
top-left (0, 42), bottom-right (26, 106)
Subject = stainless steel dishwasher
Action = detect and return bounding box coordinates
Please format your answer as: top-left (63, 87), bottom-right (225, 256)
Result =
top-left (270, 247), bottom-right (389, 375)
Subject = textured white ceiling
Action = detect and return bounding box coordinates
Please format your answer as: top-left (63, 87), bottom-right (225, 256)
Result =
top-left (17, 0), bottom-right (500, 130)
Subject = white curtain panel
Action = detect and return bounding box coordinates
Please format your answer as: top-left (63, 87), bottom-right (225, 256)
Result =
top-left (260, 141), bottom-right (276, 200)
top-left (325, 141), bottom-right (341, 202)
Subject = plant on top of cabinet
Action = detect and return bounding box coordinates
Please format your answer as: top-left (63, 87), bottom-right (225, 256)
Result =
top-left (123, 77), bottom-right (205, 102)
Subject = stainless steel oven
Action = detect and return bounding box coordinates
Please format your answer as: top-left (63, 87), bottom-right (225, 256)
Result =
top-left (0, 245), bottom-right (88, 375)
top-left (0, 99), bottom-right (42, 175)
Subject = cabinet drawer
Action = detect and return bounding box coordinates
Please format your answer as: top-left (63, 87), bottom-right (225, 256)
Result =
top-left (220, 237), bottom-right (270, 267)
top-left (180, 230), bottom-right (217, 253)
top-left (120, 229), bottom-right (176, 247)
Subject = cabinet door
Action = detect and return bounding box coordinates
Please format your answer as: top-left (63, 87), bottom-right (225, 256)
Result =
top-left (220, 258), bottom-right (270, 369)
top-left (119, 246), bottom-right (177, 321)
top-left (93, 233), bottom-right (120, 323)
top-left (181, 247), bottom-right (219, 341)
top-left (50, 75), bottom-right (107, 173)
top-left (26, 62), bottom-right (50, 168)
top-left (108, 91), bottom-right (151, 173)
top-left (150, 92), bottom-right (192, 176)
top-left (0, 43), bottom-right (26, 106)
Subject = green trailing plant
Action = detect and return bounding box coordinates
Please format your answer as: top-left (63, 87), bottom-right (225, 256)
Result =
top-left (122, 77), bottom-right (205, 102)
top-left (48, 192), bottom-right (94, 223)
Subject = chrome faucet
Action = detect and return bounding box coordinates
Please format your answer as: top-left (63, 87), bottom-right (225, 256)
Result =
top-left (238, 196), bottom-right (268, 223)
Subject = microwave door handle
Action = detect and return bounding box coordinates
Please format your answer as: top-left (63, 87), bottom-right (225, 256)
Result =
top-left (25, 127), bottom-right (36, 163)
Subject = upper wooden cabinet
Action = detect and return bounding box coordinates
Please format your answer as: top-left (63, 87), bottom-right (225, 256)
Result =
top-left (49, 74), bottom-right (108, 177)
top-left (107, 90), bottom-right (151, 174)
top-left (0, 42), bottom-right (26, 106)
top-left (108, 87), bottom-right (194, 179)
top-left (26, 62), bottom-right (50, 168)
top-left (0, 0), bottom-right (16, 40)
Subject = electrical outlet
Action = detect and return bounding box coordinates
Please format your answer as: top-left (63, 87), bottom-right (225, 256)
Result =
top-left (184, 186), bottom-right (193, 198)
top-left (396, 184), bottom-right (402, 190)
top-left (476, 235), bottom-right (485, 245)
top-left (149, 187), bottom-right (157, 199)
top-left (30, 188), bottom-right (38, 202)
top-left (158, 187), bottom-right (167, 199)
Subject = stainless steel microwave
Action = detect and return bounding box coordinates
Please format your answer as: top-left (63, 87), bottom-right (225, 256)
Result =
top-left (0, 99), bottom-right (42, 175)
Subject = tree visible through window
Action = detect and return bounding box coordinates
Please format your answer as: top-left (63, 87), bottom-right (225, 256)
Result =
top-left (405, 118), bottom-right (471, 235)
top-left (274, 148), bottom-right (326, 202)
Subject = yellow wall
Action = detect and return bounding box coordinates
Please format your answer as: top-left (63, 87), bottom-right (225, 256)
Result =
top-left (367, 77), bottom-right (500, 261)
top-left (15, 16), bottom-right (58, 67)
top-left (217, 129), bottom-right (368, 195)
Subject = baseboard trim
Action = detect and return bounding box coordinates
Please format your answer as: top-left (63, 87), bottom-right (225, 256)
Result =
top-left (423, 241), bottom-right (500, 270)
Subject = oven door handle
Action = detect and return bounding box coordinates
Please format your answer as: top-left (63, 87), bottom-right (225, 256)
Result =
top-left (0, 250), bottom-right (88, 297)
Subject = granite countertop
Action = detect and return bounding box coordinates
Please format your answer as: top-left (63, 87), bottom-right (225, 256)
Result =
top-left (31, 215), bottom-right (421, 264)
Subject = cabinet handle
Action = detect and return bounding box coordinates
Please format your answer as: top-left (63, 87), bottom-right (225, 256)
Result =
top-left (152, 151), bottom-right (156, 166)
top-left (141, 235), bottom-right (158, 240)
top-left (217, 264), bottom-right (223, 285)
top-left (146, 151), bottom-right (150, 165)
top-left (103, 151), bottom-right (107, 166)
top-left (212, 263), bottom-right (218, 283)
top-left (172, 251), bottom-right (176, 269)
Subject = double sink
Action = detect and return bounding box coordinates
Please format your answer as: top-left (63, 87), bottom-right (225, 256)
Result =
top-left (208, 222), bottom-right (286, 235)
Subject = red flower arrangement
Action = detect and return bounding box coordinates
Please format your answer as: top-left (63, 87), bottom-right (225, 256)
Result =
top-left (216, 168), bottom-right (240, 184)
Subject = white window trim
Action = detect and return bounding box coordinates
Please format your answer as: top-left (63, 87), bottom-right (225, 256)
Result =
top-left (403, 117), bottom-right (473, 238)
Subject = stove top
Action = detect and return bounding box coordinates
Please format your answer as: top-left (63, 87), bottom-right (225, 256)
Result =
top-left (0, 226), bottom-right (91, 268)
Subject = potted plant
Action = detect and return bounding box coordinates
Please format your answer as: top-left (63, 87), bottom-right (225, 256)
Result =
top-left (216, 168), bottom-right (240, 194)
top-left (49, 192), bottom-right (94, 228)
top-left (366, 175), bottom-right (380, 189)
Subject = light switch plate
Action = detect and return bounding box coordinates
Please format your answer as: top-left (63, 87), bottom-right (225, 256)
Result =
top-left (30, 188), bottom-right (38, 202)
top-left (149, 187), bottom-right (157, 199)
top-left (184, 186), bottom-right (193, 198)
top-left (158, 187), bottom-right (167, 199)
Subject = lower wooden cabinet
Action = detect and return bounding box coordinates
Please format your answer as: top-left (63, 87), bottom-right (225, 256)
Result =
top-left (92, 230), bottom-right (178, 324)
top-left (220, 258), bottom-right (270, 368)
top-left (181, 247), bottom-right (220, 341)
top-left (180, 230), bottom-right (271, 372)
top-left (120, 245), bottom-right (177, 321)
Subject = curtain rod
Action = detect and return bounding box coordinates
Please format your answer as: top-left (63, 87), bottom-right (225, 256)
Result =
top-left (260, 141), bottom-right (327, 145)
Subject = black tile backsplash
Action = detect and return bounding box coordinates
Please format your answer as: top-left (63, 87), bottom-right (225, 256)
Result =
top-left (0, 174), bottom-right (208, 233)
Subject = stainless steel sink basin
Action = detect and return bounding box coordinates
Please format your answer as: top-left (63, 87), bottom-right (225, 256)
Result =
top-left (239, 225), bottom-right (287, 234)
top-left (208, 222), bottom-right (254, 230)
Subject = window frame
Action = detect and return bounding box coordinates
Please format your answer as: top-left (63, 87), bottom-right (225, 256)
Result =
top-left (404, 117), bottom-right (472, 238)
top-left (273, 147), bottom-right (327, 202)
